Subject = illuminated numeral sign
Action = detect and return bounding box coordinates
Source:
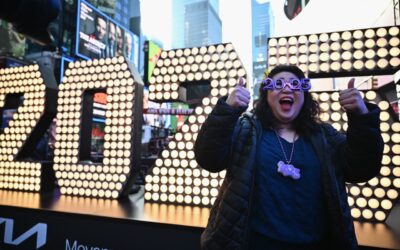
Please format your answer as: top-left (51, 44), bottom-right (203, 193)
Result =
top-left (144, 42), bottom-right (400, 223)
top-left (268, 26), bottom-right (400, 77)
top-left (0, 64), bottom-right (57, 191)
top-left (144, 43), bottom-right (247, 206)
top-left (314, 90), bottom-right (400, 222)
top-left (53, 57), bottom-right (143, 199)
top-left (0, 58), bottom-right (143, 199)
top-left (0, 44), bottom-right (399, 224)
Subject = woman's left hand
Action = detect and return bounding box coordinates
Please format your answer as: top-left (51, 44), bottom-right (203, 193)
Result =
top-left (339, 78), bottom-right (369, 115)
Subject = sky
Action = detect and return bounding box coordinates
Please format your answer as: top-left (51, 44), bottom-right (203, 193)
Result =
top-left (270, 0), bottom-right (395, 36)
top-left (140, 0), bottom-right (172, 47)
top-left (139, 0), bottom-right (253, 81)
top-left (219, 0), bottom-right (252, 83)
top-left (140, 0), bottom-right (396, 88)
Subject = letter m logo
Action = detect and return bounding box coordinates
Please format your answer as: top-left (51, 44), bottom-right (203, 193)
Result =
top-left (0, 217), bottom-right (47, 249)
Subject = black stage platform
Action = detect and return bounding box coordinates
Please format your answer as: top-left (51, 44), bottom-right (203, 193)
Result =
top-left (0, 188), bottom-right (399, 250)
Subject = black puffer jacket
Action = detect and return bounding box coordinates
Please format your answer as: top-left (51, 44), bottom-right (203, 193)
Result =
top-left (194, 98), bottom-right (384, 250)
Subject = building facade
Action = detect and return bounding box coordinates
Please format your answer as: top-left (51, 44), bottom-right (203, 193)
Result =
top-left (251, 0), bottom-right (274, 99)
top-left (172, 0), bottom-right (222, 49)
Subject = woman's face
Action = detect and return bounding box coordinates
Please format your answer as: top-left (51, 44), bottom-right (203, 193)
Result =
top-left (267, 71), bottom-right (305, 125)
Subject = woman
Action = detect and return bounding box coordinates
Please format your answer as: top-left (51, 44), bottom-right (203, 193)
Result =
top-left (194, 65), bottom-right (384, 250)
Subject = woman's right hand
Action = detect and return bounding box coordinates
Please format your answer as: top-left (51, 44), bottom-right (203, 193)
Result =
top-left (226, 77), bottom-right (251, 108)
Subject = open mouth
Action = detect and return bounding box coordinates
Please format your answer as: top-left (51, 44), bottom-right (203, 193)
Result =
top-left (279, 97), bottom-right (294, 111)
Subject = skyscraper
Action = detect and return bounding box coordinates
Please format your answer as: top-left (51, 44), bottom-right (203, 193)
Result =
top-left (251, 0), bottom-right (274, 99)
top-left (114, 0), bottom-right (141, 70)
top-left (172, 0), bottom-right (222, 49)
top-left (115, 0), bottom-right (141, 29)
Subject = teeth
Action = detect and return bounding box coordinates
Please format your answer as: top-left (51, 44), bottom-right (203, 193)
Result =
top-left (279, 97), bottom-right (294, 105)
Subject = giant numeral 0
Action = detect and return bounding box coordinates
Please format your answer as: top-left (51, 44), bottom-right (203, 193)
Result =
top-left (0, 64), bottom-right (57, 191)
top-left (144, 43), bottom-right (247, 206)
top-left (53, 57), bottom-right (143, 199)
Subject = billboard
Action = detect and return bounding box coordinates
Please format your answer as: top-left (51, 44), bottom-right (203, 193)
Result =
top-left (76, 0), bottom-right (139, 68)
top-left (144, 40), bottom-right (162, 84)
top-left (0, 21), bottom-right (26, 58)
top-left (146, 41), bottom-right (162, 82)
top-left (170, 102), bottom-right (190, 133)
top-left (86, 0), bottom-right (117, 17)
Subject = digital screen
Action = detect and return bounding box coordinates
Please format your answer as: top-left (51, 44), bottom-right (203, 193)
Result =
top-left (91, 92), bottom-right (107, 162)
top-left (76, 0), bottom-right (140, 68)
top-left (146, 41), bottom-right (162, 83)
top-left (87, 0), bottom-right (117, 17)
top-left (91, 120), bottom-right (105, 162)
top-left (170, 102), bottom-right (189, 133)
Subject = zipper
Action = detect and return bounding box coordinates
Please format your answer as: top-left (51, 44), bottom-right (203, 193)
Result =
top-left (242, 114), bottom-right (262, 250)
top-left (320, 126), bottom-right (352, 249)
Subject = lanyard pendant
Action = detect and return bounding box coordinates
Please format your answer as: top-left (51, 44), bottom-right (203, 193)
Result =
top-left (277, 160), bottom-right (301, 180)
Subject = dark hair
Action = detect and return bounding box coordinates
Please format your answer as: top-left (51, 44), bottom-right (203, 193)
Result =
top-left (254, 65), bottom-right (320, 138)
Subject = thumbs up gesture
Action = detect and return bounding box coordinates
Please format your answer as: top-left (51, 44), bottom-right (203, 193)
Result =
top-left (339, 78), bottom-right (368, 114)
top-left (226, 77), bottom-right (251, 108)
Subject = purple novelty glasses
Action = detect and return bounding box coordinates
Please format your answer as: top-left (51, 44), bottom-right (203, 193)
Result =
top-left (261, 78), bottom-right (311, 91)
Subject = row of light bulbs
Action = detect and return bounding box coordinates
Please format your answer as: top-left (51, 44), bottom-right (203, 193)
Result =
top-left (269, 27), bottom-right (399, 45)
top-left (269, 40), bottom-right (399, 53)
top-left (148, 44), bottom-right (245, 101)
top-left (268, 26), bottom-right (400, 75)
top-left (0, 64), bottom-right (45, 192)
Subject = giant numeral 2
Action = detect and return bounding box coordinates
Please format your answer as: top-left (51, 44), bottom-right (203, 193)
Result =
top-left (143, 43), bottom-right (400, 223)
top-left (144, 43), bottom-right (247, 206)
top-left (53, 57), bottom-right (143, 198)
top-left (0, 64), bottom-right (57, 191)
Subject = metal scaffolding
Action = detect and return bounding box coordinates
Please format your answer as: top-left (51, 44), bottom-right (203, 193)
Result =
top-left (394, 0), bottom-right (400, 25)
